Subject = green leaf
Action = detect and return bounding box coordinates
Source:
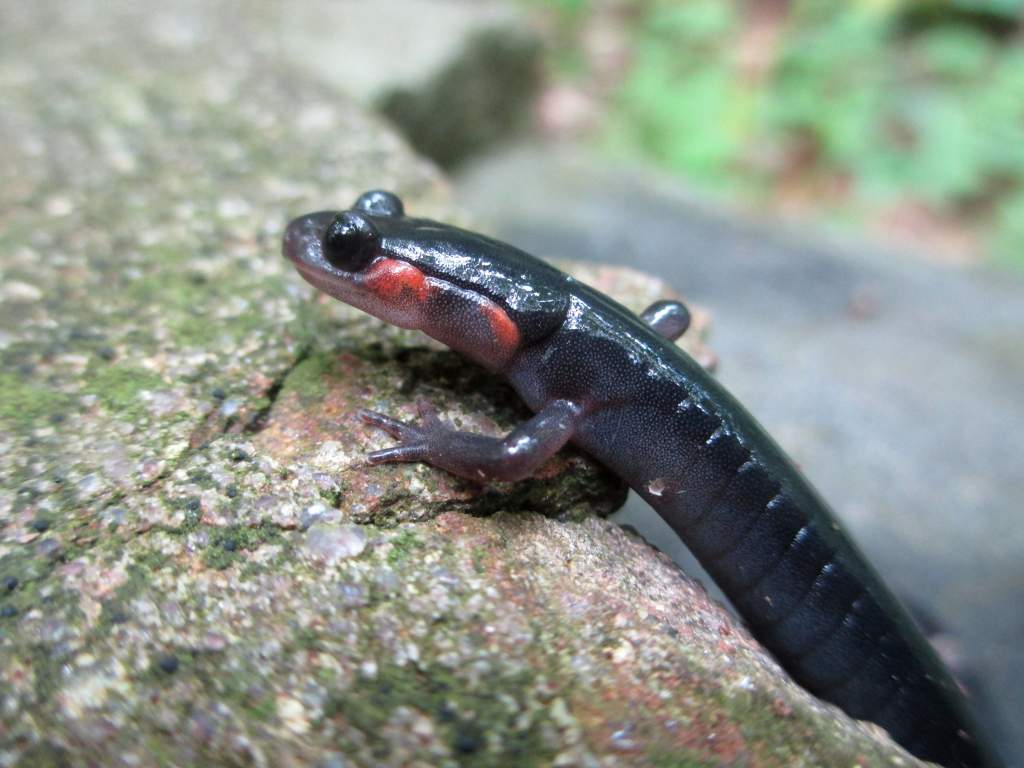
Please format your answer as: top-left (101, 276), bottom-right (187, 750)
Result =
top-left (917, 26), bottom-right (993, 80)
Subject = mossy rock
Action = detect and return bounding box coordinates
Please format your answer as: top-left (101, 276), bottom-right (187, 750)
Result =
top-left (0, 3), bottom-right (926, 766)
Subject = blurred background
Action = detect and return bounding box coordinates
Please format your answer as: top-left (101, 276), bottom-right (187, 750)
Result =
top-left (528, 0), bottom-right (1024, 269)
top-left (346, 0), bottom-right (1024, 268)
top-left (287, 0), bottom-right (1024, 761)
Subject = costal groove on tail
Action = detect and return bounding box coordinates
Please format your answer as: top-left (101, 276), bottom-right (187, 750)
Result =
top-left (654, 404), bottom-right (988, 766)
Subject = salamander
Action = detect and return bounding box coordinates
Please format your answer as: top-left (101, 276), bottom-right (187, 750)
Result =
top-left (283, 190), bottom-right (996, 767)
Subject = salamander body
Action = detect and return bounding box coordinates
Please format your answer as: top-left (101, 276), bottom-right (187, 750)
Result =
top-left (283, 190), bottom-right (994, 767)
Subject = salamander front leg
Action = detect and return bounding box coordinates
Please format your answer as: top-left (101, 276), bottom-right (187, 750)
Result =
top-left (640, 300), bottom-right (691, 341)
top-left (358, 398), bottom-right (583, 483)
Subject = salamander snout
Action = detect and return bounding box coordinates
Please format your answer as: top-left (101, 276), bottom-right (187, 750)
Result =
top-left (282, 210), bottom-right (338, 268)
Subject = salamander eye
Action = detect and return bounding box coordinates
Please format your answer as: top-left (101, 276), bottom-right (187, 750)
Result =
top-left (322, 212), bottom-right (378, 271)
top-left (353, 190), bottom-right (404, 217)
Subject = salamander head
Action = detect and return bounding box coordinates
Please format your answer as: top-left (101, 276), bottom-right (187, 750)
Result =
top-left (283, 191), bottom-right (430, 332)
top-left (283, 190), bottom-right (569, 368)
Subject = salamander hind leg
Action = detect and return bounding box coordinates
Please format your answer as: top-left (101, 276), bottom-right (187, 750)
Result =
top-left (358, 398), bottom-right (583, 483)
top-left (640, 300), bottom-right (691, 341)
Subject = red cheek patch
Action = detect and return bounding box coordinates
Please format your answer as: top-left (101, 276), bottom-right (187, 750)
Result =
top-left (363, 258), bottom-right (429, 304)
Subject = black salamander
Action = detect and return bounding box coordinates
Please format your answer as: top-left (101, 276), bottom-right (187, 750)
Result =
top-left (283, 190), bottom-right (996, 767)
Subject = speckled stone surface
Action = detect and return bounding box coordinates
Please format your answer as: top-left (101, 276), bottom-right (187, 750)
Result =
top-left (0, 3), bottom-right (928, 767)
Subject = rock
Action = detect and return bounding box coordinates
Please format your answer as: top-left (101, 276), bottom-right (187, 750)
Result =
top-left (376, 27), bottom-right (543, 169)
top-left (279, 0), bottom-right (543, 169)
top-left (301, 524), bottom-right (367, 564)
top-left (0, 3), bottom-right (927, 766)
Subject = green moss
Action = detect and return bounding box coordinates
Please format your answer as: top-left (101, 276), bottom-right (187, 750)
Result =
top-left (122, 259), bottom-right (288, 348)
top-left (318, 483), bottom-right (345, 507)
top-left (243, 692), bottom-right (278, 722)
top-left (190, 655), bottom-right (277, 723)
top-left (201, 543), bottom-right (237, 571)
top-left (695, 684), bottom-right (879, 765)
top-left (0, 544), bottom-right (75, 621)
top-left (237, 559), bottom-right (267, 580)
top-left (83, 364), bottom-right (166, 419)
top-left (471, 547), bottom-right (487, 575)
top-left (647, 752), bottom-right (721, 768)
top-left (314, 664), bottom-right (340, 688)
top-left (293, 625), bottom-right (323, 652)
top-left (12, 741), bottom-right (73, 768)
top-left (201, 522), bottom-right (284, 570)
top-left (186, 468), bottom-right (216, 488)
top-left (173, 309), bottom-right (268, 348)
top-left (98, 550), bottom-right (168, 629)
top-left (160, 494), bottom-right (202, 534)
top-left (326, 663), bottom-right (556, 766)
top-left (0, 373), bottom-right (73, 429)
top-left (139, 736), bottom-right (179, 767)
top-left (282, 351), bottom-right (338, 402)
top-left (133, 548), bottom-right (170, 573)
top-left (182, 505), bottom-right (202, 532)
top-left (386, 528), bottom-right (424, 566)
top-left (27, 642), bottom-right (64, 703)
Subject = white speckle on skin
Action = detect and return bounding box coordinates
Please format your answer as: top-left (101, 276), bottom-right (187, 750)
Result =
top-left (647, 478), bottom-right (667, 497)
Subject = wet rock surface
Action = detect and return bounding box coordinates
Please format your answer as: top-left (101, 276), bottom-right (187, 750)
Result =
top-left (1, 3), bottom-right (929, 766)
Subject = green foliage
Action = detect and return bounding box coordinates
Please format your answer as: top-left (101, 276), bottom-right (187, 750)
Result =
top-left (947, 0), bottom-right (1024, 18)
top-left (607, 1), bottom-right (748, 191)
top-left (543, 0), bottom-right (589, 16)
top-left (541, 0), bottom-right (1024, 266)
top-left (524, 0), bottom-right (591, 22)
top-left (994, 191), bottom-right (1024, 267)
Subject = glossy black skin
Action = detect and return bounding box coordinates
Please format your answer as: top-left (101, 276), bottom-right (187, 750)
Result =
top-left (284, 191), bottom-right (995, 768)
